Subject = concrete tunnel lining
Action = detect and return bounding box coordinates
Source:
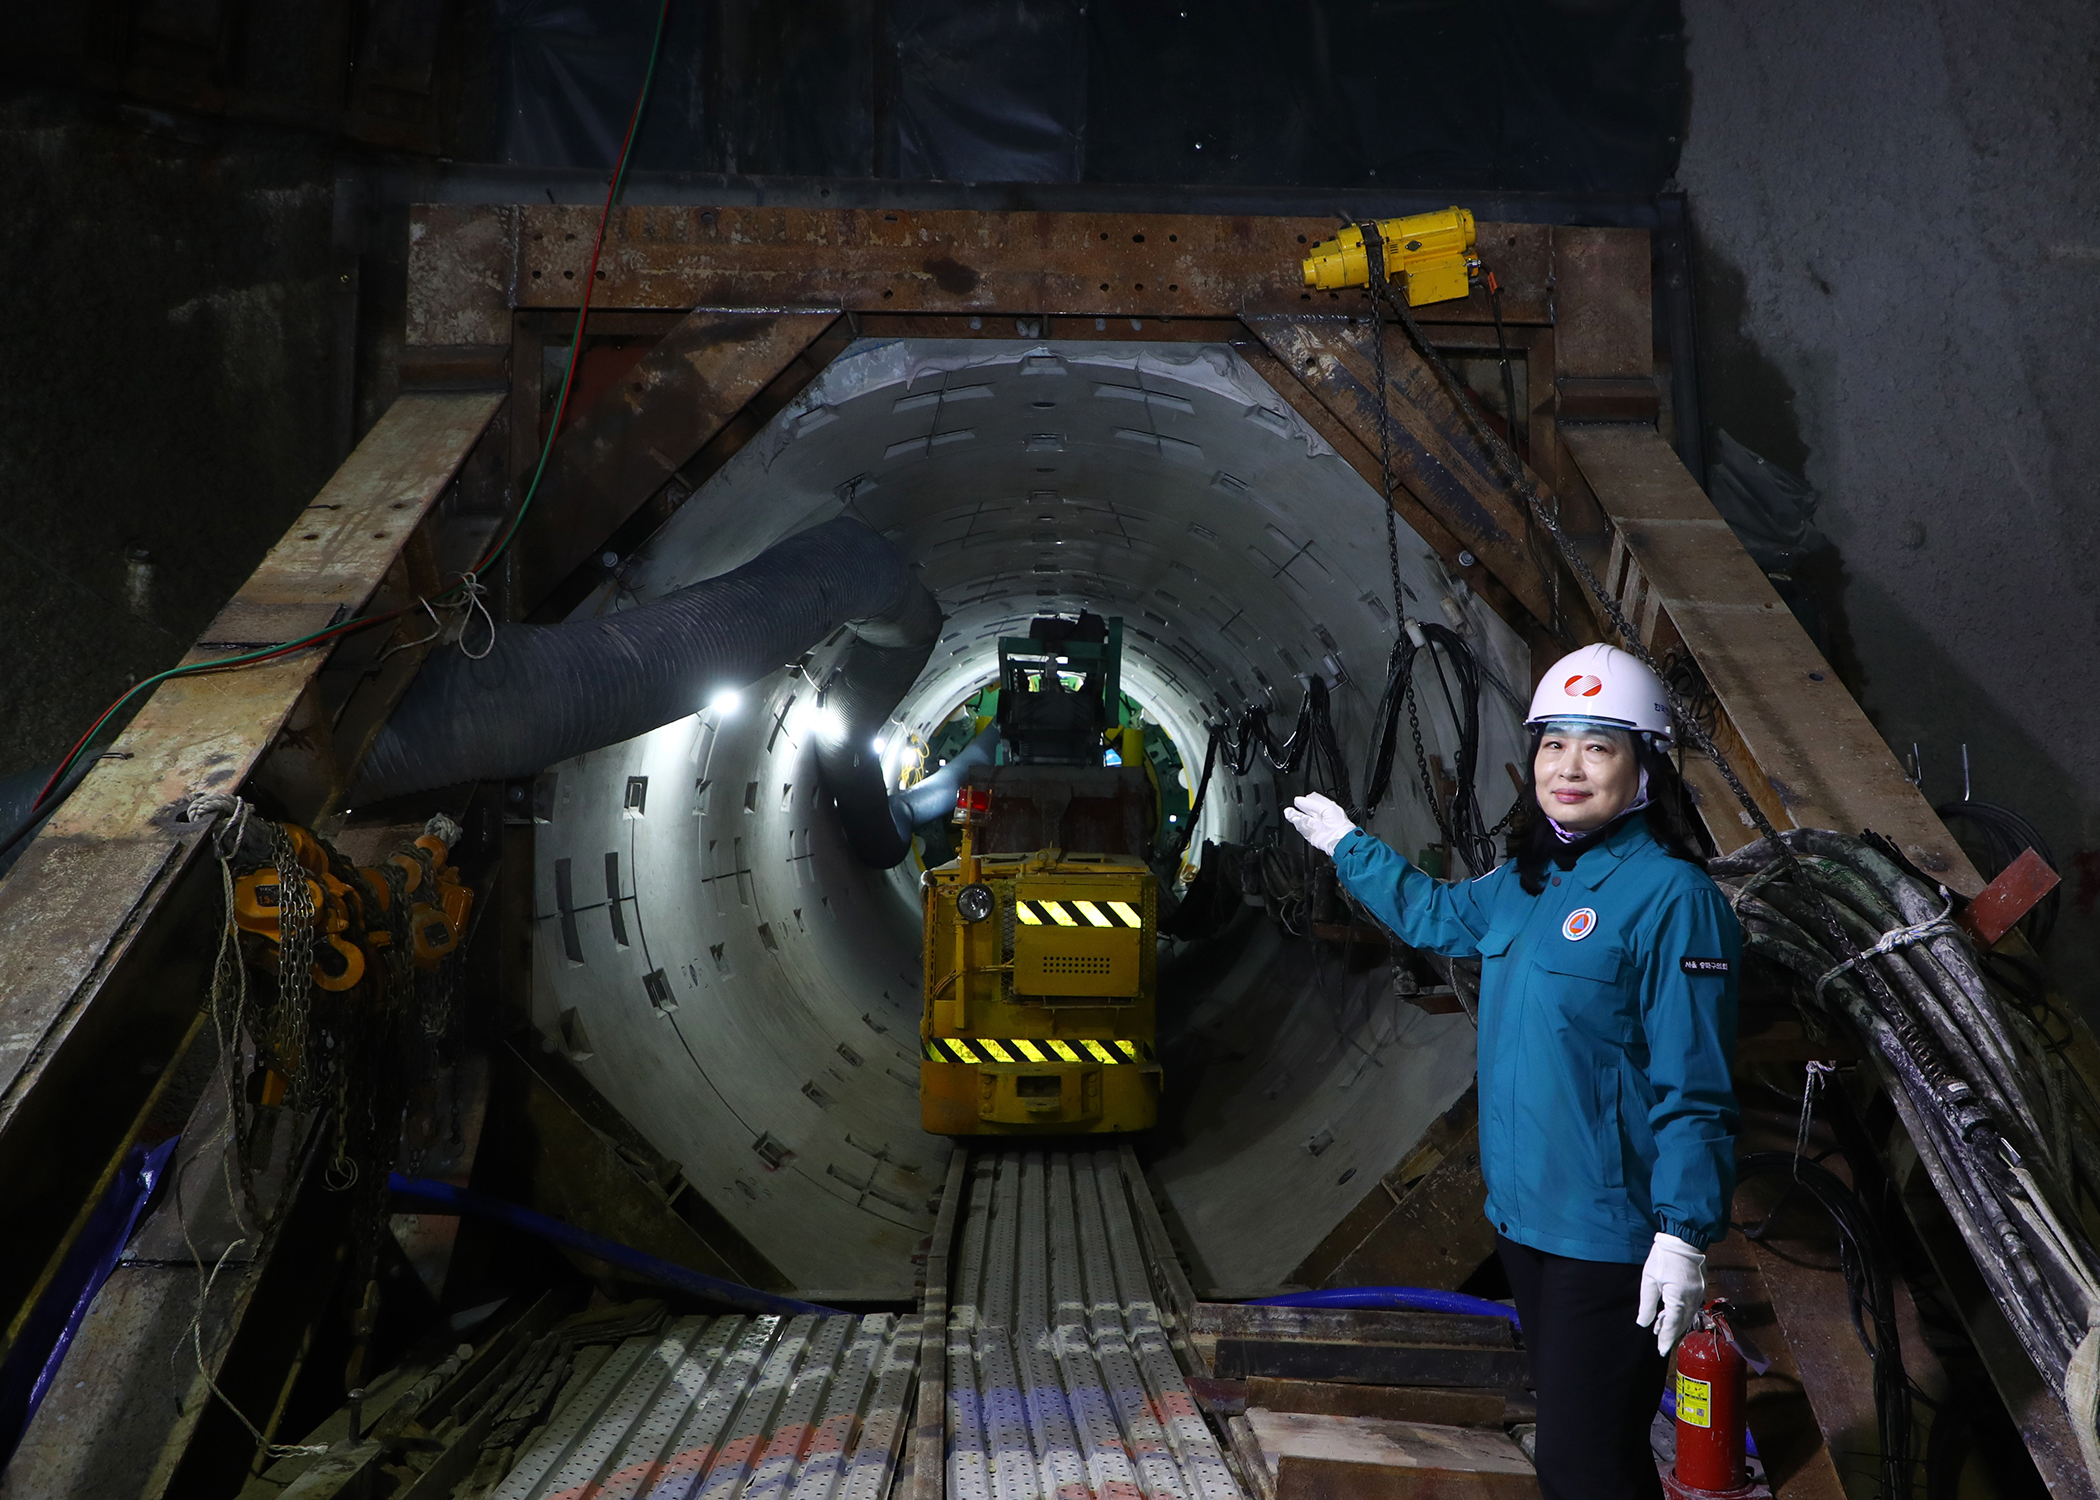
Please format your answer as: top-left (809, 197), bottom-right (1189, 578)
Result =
top-left (530, 338), bottom-right (1534, 1299)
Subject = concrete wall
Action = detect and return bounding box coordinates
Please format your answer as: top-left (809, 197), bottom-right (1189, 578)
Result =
top-left (0, 85), bottom-right (357, 773)
top-left (1677, 1), bottom-right (2100, 997)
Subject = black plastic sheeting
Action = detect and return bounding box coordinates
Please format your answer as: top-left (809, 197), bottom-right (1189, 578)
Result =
top-left (496, 0), bottom-right (1684, 195)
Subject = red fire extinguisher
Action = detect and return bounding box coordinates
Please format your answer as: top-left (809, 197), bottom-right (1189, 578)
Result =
top-left (1666, 1298), bottom-right (1754, 1498)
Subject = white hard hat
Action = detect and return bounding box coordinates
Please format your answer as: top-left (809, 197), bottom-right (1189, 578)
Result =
top-left (1525, 643), bottom-right (1673, 743)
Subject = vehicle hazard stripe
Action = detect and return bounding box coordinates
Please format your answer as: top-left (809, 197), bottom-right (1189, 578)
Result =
top-left (1014, 898), bottom-right (1145, 928)
top-left (924, 1039), bottom-right (1152, 1065)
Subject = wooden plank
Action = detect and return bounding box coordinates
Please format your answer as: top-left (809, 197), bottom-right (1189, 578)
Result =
top-left (1275, 1453), bottom-right (1537, 1500)
top-left (1250, 1410), bottom-right (1536, 1500)
top-left (1562, 423), bottom-right (1978, 891)
top-left (513, 310), bottom-right (837, 612)
top-left (407, 208), bottom-right (1558, 336)
top-left (1216, 1341), bottom-right (1526, 1389)
top-left (1245, 1381), bottom-right (1506, 1429)
top-left (1703, 1228), bottom-right (1851, 1500)
top-left (1242, 316), bottom-right (1558, 631)
top-left (1553, 227), bottom-right (1660, 422)
top-left (1191, 1304), bottom-right (1514, 1354)
top-left (1553, 227), bottom-right (1651, 378)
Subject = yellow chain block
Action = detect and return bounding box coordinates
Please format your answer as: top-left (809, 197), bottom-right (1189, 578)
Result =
top-left (1301, 207), bottom-right (1479, 306)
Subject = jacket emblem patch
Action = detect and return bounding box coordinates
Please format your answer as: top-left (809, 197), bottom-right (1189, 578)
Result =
top-left (1562, 907), bottom-right (1598, 941)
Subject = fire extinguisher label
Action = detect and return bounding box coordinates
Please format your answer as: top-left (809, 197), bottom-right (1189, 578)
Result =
top-left (1676, 1372), bottom-right (1712, 1428)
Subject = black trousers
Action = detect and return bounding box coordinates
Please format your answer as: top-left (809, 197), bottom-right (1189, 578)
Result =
top-left (1497, 1234), bottom-right (1667, 1500)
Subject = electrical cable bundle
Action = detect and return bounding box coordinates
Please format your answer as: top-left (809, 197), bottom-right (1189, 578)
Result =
top-left (1165, 674), bottom-right (1349, 871)
top-left (1714, 829), bottom-right (2100, 1486)
top-left (1359, 619), bottom-right (1497, 875)
top-left (1217, 674), bottom-right (1355, 808)
top-left (1736, 1151), bottom-right (1920, 1500)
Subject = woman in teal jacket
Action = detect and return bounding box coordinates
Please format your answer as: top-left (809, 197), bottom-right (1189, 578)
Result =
top-left (1285, 644), bottom-right (1739, 1500)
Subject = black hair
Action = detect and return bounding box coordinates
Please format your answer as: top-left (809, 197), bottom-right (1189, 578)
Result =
top-left (1507, 729), bottom-right (1717, 895)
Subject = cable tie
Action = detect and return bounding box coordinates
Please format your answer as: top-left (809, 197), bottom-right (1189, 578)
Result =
top-left (1813, 895), bottom-right (1958, 998)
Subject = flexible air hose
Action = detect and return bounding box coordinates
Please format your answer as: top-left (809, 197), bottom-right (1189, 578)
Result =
top-left (887, 722), bottom-right (1001, 845)
top-left (352, 518), bottom-right (941, 868)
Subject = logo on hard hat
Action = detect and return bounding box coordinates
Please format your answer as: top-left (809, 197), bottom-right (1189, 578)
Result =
top-left (1563, 674), bottom-right (1604, 698)
top-left (1562, 907), bottom-right (1598, 941)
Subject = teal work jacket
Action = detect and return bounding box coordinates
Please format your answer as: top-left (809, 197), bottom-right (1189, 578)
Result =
top-left (1334, 815), bottom-right (1740, 1261)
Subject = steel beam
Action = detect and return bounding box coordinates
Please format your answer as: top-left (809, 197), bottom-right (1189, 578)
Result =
top-left (510, 309), bottom-right (841, 614)
top-left (407, 207), bottom-right (1558, 339)
top-left (1241, 316), bottom-right (1563, 634)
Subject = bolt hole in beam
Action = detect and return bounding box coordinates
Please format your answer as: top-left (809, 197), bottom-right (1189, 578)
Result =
top-left (533, 339), bottom-right (1531, 1298)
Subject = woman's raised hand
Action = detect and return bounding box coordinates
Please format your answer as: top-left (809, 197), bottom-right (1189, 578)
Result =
top-left (1284, 793), bottom-right (1357, 857)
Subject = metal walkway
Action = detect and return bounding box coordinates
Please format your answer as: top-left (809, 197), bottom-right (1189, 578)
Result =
top-left (489, 1311), bottom-right (922, 1500)
top-left (944, 1149), bottom-right (1242, 1500)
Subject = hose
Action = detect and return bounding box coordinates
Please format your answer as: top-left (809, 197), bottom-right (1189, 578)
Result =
top-left (1714, 830), bottom-right (2100, 1488)
top-left (889, 722), bottom-right (1000, 844)
top-left (352, 518), bottom-right (941, 868)
top-left (1247, 1285), bottom-right (1520, 1329)
top-left (0, 760), bottom-right (96, 878)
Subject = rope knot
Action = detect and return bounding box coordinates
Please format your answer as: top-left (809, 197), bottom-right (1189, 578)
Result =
top-left (1812, 894), bottom-right (1958, 998)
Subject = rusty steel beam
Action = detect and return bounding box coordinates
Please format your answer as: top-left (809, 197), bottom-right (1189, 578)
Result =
top-left (407, 206), bottom-right (1558, 342)
top-left (1242, 315), bottom-right (1563, 633)
top-left (1232, 339), bottom-right (1532, 636)
top-left (512, 309), bottom-right (840, 614)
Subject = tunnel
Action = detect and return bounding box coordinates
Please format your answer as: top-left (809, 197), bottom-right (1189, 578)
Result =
top-left (530, 335), bottom-right (1535, 1301)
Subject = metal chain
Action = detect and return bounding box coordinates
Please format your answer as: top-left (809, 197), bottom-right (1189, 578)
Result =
top-left (266, 822), bottom-right (318, 1110)
top-left (1404, 681), bottom-right (1450, 850)
top-left (1358, 228), bottom-right (1409, 635)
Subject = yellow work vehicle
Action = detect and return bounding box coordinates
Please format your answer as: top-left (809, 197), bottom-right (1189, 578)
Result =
top-left (919, 614), bottom-right (1161, 1135)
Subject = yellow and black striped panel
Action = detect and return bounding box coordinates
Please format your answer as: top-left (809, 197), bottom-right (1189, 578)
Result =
top-left (1012, 897), bottom-right (1146, 930)
top-left (924, 1037), bottom-right (1153, 1066)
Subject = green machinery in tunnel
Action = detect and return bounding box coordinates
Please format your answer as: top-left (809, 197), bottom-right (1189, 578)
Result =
top-left (920, 613), bottom-right (1164, 1136)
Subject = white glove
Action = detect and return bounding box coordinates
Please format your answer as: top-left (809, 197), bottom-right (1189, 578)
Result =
top-left (1284, 793), bottom-right (1357, 857)
top-left (1635, 1232), bottom-right (1707, 1356)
